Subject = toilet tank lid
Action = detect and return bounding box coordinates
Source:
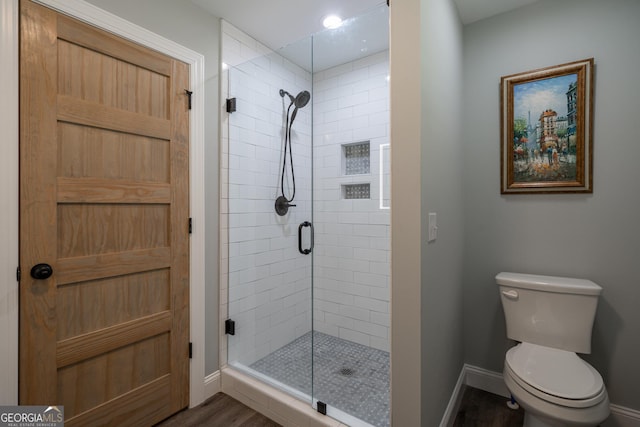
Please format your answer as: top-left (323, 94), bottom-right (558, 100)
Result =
top-left (496, 272), bottom-right (602, 295)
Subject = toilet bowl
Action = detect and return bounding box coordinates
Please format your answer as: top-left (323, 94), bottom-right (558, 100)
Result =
top-left (504, 343), bottom-right (609, 427)
top-left (496, 272), bottom-right (610, 427)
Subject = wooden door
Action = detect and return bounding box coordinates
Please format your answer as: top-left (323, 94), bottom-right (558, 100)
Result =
top-left (19, 1), bottom-right (190, 425)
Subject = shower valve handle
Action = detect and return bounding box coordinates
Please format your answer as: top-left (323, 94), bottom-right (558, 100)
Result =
top-left (275, 196), bottom-right (295, 216)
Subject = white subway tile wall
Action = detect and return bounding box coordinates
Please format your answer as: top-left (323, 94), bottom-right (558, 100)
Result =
top-left (222, 20), bottom-right (391, 365)
top-left (223, 22), bottom-right (312, 366)
top-left (313, 51), bottom-right (390, 352)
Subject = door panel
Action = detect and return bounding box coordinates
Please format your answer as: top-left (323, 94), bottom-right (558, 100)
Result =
top-left (56, 270), bottom-right (170, 340)
top-left (19, 1), bottom-right (189, 425)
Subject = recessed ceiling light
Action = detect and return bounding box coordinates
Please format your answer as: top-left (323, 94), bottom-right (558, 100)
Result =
top-left (322, 15), bottom-right (343, 29)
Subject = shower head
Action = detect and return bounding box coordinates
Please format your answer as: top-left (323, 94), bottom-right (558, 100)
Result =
top-left (280, 89), bottom-right (311, 109)
top-left (287, 90), bottom-right (311, 126)
top-left (294, 91), bottom-right (311, 109)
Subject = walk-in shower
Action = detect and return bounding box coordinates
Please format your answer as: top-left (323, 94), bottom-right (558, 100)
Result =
top-left (221, 4), bottom-right (390, 426)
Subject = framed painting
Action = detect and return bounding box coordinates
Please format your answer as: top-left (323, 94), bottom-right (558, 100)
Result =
top-left (500, 58), bottom-right (594, 193)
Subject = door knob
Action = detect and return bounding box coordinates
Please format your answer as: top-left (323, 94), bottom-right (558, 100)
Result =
top-left (30, 263), bottom-right (53, 280)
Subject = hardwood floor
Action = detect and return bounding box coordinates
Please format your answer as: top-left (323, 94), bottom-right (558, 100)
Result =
top-left (453, 386), bottom-right (524, 427)
top-left (156, 386), bottom-right (522, 427)
top-left (155, 393), bottom-right (281, 427)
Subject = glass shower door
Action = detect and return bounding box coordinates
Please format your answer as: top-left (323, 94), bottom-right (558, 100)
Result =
top-left (225, 41), bottom-right (314, 400)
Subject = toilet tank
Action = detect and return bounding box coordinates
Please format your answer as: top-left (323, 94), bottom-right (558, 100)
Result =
top-left (496, 272), bottom-right (602, 354)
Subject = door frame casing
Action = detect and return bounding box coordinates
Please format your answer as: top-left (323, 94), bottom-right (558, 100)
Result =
top-left (1, 0), bottom-right (207, 407)
top-left (0, 0), bottom-right (20, 406)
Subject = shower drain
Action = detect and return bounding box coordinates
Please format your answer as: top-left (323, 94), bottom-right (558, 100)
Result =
top-left (339, 367), bottom-right (355, 377)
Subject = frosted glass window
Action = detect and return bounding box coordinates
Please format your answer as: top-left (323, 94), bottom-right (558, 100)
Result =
top-left (343, 142), bottom-right (370, 175)
top-left (343, 183), bottom-right (370, 199)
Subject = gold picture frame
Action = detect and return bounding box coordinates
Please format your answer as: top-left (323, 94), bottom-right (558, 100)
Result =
top-left (500, 58), bottom-right (594, 193)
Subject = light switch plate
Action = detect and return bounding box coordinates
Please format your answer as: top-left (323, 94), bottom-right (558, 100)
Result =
top-left (428, 213), bottom-right (437, 242)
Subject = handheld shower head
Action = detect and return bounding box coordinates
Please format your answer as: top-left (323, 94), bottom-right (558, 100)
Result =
top-left (280, 89), bottom-right (311, 109)
top-left (289, 90), bottom-right (311, 125)
top-left (294, 90), bottom-right (311, 109)
top-left (277, 88), bottom-right (311, 213)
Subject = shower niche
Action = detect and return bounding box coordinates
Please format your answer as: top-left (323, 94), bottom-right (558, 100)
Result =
top-left (343, 141), bottom-right (371, 176)
top-left (222, 4), bottom-right (390, 427)
top-left (342, 183), bottom-right (370, 200)
top-left (342, 141), bottom-right (372, 200)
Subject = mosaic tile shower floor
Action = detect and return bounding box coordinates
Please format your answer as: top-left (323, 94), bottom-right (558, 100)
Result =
top-left (250, 331), bottom-right (390, 427)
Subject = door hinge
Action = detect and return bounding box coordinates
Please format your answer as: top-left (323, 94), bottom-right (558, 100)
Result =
top-left (185, 89), bottom-right (193, 110)
top-left (189, 342), bottom-right (193, 359)
top-left (16, 266), bottom-right (21, 282)
top-left (189, 217), bottom-right (193, 234)
top-left (226, 97), bottom-right (236, 113)
top-left (317, 401), bottom-right (327, 415)
top-left (225, 319), bottom-right (235, 335)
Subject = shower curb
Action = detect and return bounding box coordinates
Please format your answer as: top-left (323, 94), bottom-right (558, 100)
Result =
top-left (221, 366), bottom-right (346, 427)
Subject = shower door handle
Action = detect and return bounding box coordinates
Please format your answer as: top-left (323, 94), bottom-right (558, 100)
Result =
top-left (298, 221), bottom-right (314, 255)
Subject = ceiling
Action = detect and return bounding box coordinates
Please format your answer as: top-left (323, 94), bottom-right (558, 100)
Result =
top-left (191, 0), bottom-right (386, 52)
top-left (192, 0), bottom-right (539, 69)
top-left (277, 5), bottom-right (390, 72)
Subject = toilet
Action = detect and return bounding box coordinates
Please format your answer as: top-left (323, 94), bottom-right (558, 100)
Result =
top-left (496, 272), bottom-right (610, 427)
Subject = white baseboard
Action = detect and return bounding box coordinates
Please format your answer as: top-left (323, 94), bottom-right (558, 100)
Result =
top-left (463, 364), bottom-right (509, 398)
top-left (204, 370), bottom-right (221, 400)
top-left (604, 405), bottom-right (640, 427)
top-left (459, 364), bottom-right (640, 427)
top-left (439, 367), bottom-right (467, 427)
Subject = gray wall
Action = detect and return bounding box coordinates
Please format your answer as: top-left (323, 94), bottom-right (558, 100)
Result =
top-left (84, 0), bottom-right (221, 375)
top-left (421, 0), bottom-right (465, 424)
top-left (462, 0), bottom-right (640, 410)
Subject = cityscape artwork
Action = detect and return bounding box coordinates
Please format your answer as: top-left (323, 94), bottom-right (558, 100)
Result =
top-left (500, 58), bottom-right (594, 194)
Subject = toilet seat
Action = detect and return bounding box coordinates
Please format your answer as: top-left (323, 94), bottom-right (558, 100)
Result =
top-left (506, 343), bottom-right (606, 409)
